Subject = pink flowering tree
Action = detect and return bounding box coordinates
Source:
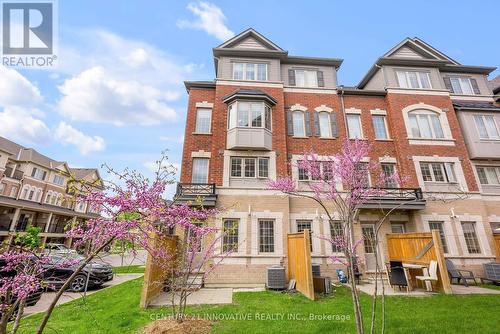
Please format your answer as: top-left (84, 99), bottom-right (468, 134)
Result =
top-left (33, 154), bottom-right (223, 333)
top-left (268, 139), bottom-right (409, 334)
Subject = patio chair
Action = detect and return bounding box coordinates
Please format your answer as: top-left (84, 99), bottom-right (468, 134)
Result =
top-left (415, 260), bottom-right (438, 292)
top-left (385, 261), bottom-right (409, 292)
top-left (445, 259), bottom-right (477, 287)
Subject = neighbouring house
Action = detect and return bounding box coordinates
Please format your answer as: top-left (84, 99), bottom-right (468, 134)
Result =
top-left (0, 136), bottom-right (103, 247)
top-left (175, 28), bottom-right (500, 287)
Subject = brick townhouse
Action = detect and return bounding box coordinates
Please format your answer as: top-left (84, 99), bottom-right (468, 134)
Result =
top-left (176, 29), bottom-right (500, 286)
top-left (0, 136), bottom-right (103, 248)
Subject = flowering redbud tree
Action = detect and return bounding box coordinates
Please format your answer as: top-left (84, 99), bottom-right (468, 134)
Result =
top-left (34, 154), bottom-right (223, 333)
top-left (268, 139), bottom-right (407, 334)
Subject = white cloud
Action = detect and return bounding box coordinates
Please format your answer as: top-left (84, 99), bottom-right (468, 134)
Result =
top-left (0, 107), bottom-right (51, 144)
top-left (58, 66), bottom-right (178, 126)
top-left (54, 29), bottom-right (197, 126)
top-left (0, 65), bottom-right (42, 107)
top-left (159, 135), bottom-right (185, 144)
top-left (54, 121), bottom-right (105, 155)
top-left (177, 1), bottom-right (234, 41)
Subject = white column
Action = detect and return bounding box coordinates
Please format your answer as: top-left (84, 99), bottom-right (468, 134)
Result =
top-left (9, 208), bottom-right (21, 232)
top-left (44, 212), bottom-right (53, 233)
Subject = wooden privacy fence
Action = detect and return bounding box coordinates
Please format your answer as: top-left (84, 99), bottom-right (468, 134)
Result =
top-left (386, 230), bottom-right (452, 294)
top-left (287, 230), bottom-right (315, 300)
top-left (140, 234), bottom-right (178, 308)
top-left (494, 234), bottom-right (500, 262)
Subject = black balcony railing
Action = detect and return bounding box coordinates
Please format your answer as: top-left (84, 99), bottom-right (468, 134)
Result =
top-left (358, 187), bottom-right (425, 210)
top-left (371, 187), bottom-right (424, 200)
top-left (176, 183), bottom-right (216, 196)
top-left (12, 170), bottom-right (24, 180)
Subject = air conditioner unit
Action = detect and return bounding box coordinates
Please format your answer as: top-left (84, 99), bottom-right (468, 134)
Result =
top-left (312, 264), bottom-right (321, 277)
top-left (313, 277), bottom-right (332, 294)
top-left (266, 266), bottom-right (286, 290)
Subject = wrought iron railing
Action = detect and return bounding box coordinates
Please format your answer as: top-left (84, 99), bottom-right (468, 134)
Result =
top-left (368, 187), bottom-right (424, 200)
top-left (175, 183), bottom-right (216, 197)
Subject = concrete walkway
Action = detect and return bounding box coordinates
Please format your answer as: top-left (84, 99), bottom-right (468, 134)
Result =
top-left (150, 288), bottom-right (233, 307)
top-left (24, 273), bottom-right (143, 316)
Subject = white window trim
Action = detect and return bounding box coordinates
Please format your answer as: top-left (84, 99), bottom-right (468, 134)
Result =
top-left (456, 215), bottom-right (492, 256)
top-left (232, 62), bottom-right (268, 81)
top-left (291, 154), bottom-right (344, 190)
top-left (222, 150), bottom-right (276, 187)
top-left (250, 211), bottom-right (283, 257)
top-left (372, 114), bottom-right (390, 140)
top-left (293, 68), bottom-right (319, 88)
top-left (191, 158), bottom-right (209, 184)
top-left (290, 213), bottom-right (321, 255)
top-left (402, 104), bottom-right (454, 146)
top-left (318, 111), bottom-right (332, 138)
top-left (214, 211), bottom-right (248, 257)
top-left (195, 108), bottom-right (212, 134)
top-left (347, 114), bottom-right (364, 139)
top-left (191, 150), bottom-right (211, 158)
top-left (195, 101), bottom-right (214, 108)
top-left (291, 110), bottom-right (307, 137)
top-left (314, 105), bottom-right (333, 113)
top-left (412, 156), bottom-right (468, 192)
top-left (421, 214), bottom-right (458, 256)
top-left (228, 101), bottom-right (271, 131)
top-left (449, 76), bottom-right (475, 95)
top-left (396, 70), bottom-right (432, 89)
top-left (230, 157), bottom-right (269, 179)
top-left (473, 114), bottom-right (500, 141)
top-left (370, 108), bottom-right (387, 116)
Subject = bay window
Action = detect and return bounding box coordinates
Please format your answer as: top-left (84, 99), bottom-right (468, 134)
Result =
top-left (420, 162), bottom-right (457, 183)
top-left (474, 115), bottom-right (499, 140)
top-left (408, 112), bottom-right (444, 139)
top-left (232, 62), bottom-right (267, 81)
top-left (228, 101), bottom-right (271, 131)
top-left (230, 157), bottom-right (269, 179)
top-left (396, 70), bottom-right (431, 89)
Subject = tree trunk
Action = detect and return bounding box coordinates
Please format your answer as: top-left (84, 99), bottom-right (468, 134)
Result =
top-left (36, 238), bottom-right (114, 334)
top-left (11, 300), bottom-right (25, 334)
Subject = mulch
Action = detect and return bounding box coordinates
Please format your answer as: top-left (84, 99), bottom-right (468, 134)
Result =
top-left (144, 317), bottom-right (212, 334)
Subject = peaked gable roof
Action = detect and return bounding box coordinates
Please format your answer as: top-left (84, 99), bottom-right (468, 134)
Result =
top-left (384, 37), bottom-right (459, 64)
top-left (215, 28), bottom-right (284, 51)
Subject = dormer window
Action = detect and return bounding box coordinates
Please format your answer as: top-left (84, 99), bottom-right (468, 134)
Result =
top-left (396, 70), bottom-right (431, 89)
top-left (228, 101), bottom-right (272, 131)
top-left (289, 69), bottom-right (324, 88)
top-left (232, 62), bottom-right (267, 81)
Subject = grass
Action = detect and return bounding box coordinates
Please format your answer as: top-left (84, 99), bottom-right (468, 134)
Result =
top-left (479, 283), bottom-right (500, 291)
top-left (17, 279), bottom-right (500, 334)
top-left (112, 265), bottom-right (145, 274)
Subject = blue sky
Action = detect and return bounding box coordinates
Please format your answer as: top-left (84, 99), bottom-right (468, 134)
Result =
top-left (1, 0), bottom-right (499, 198)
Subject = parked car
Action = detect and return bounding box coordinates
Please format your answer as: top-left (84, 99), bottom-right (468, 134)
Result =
top-left (42, 255), bottom-right (113, 292)
top-left (43, 243), bottom-right (78, 256)
top-left (0, 259), bottom-right (43, 318)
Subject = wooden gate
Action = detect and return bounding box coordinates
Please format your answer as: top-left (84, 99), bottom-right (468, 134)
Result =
top-left (386, 230), bottom-right (451, 294)
top-left (494, 234), bottom-right (500, 262)
top-left (287, 230), bottom-right (314, 300)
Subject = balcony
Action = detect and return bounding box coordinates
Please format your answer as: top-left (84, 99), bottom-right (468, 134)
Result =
top-left (357, 188), bottom-right (426, 210)
top-left (174, 183), bottom-right (217, 207)
top-left (3, 167), bottom-right (23, 180)
top-left (227, 127), bottom-right (272, 151)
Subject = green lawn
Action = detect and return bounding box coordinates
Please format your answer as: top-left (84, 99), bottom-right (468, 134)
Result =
top-left (17, 279), bottom-right (500, 334)
top-left (112, 265), bottom-right (145, 274)
top-left (479, 283), bottom-right (500, 291)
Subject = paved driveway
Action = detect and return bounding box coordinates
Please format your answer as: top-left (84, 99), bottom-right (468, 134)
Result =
top-left (94, 250), bottom-right (147, 267)
top-left (24, 273), bottom-right (143, 316)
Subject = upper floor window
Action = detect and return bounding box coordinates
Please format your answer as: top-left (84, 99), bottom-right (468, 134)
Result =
top-left (10, 186), bottom-right (18, 198)
top-left (195, 108), bottom-right (212, 133)
top-left (292, 111), bottom-right (306, 137)
top-left (192, 158), bottom-right (209, 183)
top-left (318, 112), bottom-right (332, 138)
top-left (31, 167), bottom-right (47, 181)
top-left (381, 163), bottom-right (398, 187)
top-left (476, 166), bottom-right (500, 185)
top-left (474, 115), bottom-right (499, 140)
top-left (372, 115), bottom-right (389, 139)
top-left (230, 157), bottom-right (269, 178)
top-left (408, 112), bottom-right (444, 139)
top-left (420, 162), bottom-right (456, 183)
top-left (53, 174), bottom-right (65, 186)
top-left (228, 101), bottom-right (271, 131)
top-left (444, 76), bottom-right (480, 95)
top-left (347, 114), bottom-right (363, 139)
top-left (295, 70), bottom-right (318, 87)
top-left (0, 182), bottom-right (5, 195)
top-left (232, 62), bottom-right (267, 81)
top-left (396, 70), bottom-right (431, 89)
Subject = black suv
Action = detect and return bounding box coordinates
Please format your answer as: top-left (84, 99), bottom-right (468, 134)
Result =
top-left (43, 255), bottom-right (113, 292)
top-left (0, 259), bottom-right (43, 312)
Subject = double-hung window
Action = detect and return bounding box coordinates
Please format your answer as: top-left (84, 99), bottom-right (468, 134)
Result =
top-left (476, 166), bottom-right (500, 185)
top-left (232, 62), bottom-right (267, 81)
top-left (347, 114), bottom-right (363, 139)
top-left (295, 69), bottom-right (318, 87)
top-left (318, 112), bottom-right (331, 138)
top-left (461, 222), bottom-right (481, 254)
top-left (259, 219), bottom-right (275, 253)
top-left (222, 219), bottom-right (239, 252)
top-left (230, 157), bottom-right (269, 179)
top-left (292, 111), bottom-right (306, 137)
top-left (53, 175), bottom-right (64, 186)
top-left (408, 112), bottom-right (444, 139)
top-left (396, 70), bottom-right (431, 89)
top-left (296, 220), bottom-right (313, 251)
top-left (31, 167), bottom-right (46, 181)
top-left (372, 115), bottom-right (389, 139)
top-left (298, 161), bottom-right (328, 181)
top-left (450, 77), bottom-right (474, 95)
top-left (420, 162), bottom-right (457, 183)
top-left (381, 163), bottom-right (398, 187)
top-left (330, 221), bottom-right (343, 252)
top-left (428, 221), bottom-right (449, 253)
top-left (473, 115), bottom-right (499, 140)
top-left (195, 108), bottom-right (212, 133)
top-left (192, 158), bottom-right (209, 183)
top-left (228, 101), bottom-right (271, 131)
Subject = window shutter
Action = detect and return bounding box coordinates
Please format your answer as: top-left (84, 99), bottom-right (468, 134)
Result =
top-left (286, 111), bottom-right (294, 135)
top-left (443, 77), bottom-right (453, 93)
top-left (31, 168), bottom-right (36, 177)
top-left (288, 69), bottom-right (296, 86)
top-left (313, 112), bottom-right (320, 136)
top-left (470, 78), bottom-right (481, 95)
top-left (317, 71), bottom-right (325, 87)
top-left (330, 112), bottom-right (339, 137)
top-left (305, 112), bottom-right (312, 136)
